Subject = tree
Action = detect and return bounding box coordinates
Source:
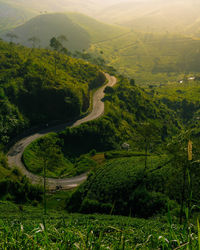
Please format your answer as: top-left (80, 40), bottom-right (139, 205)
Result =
top-left (130, 79), bottom-right (135, 86)
top-left (166, 129), bottom-right (200, 223)
top-left (28, 36), bottom-right (40, 48)
top-left (6, 32), bottom-right (18, 43)
top-left (49, 35), bottom-right (68, 81)
top-left (136, 122), bottom-right (160, 171)
top-left (36, 136), bottom-right (63, 215)
top-left (57, 35), bottom-right (68, 44)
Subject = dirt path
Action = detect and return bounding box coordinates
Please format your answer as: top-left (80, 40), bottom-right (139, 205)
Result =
top-left (7, 73), bottom-right (117, 190)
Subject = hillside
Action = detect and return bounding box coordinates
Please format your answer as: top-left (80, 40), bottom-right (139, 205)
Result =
top-left (97, 0), bottom-right (200, 35)
top-left (1, 0), bottom-right (200, 37)
top-left (1, 12), bottom-right (125, 52)
top-left (0, 0), bottom-right (36, 34)
top-left (3, 12), bottom-right (200, 84)
top-left (2, 13), bottom-right (91, 51)
top-left (0, 40), bottom-right (105, 144)
top-left (88, 31), bottom-right (200, 83)
top-left (23, 75), bottom-right (184, 181)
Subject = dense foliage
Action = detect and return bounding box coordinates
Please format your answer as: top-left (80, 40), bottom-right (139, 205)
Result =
top-left (66, 156), bottom-right (175, 217)
top-left (23, 74), bottom-right (188, 180)
top-left (0, 153), bottom-right (42, 204)
top-left (23, 134), bottom-right (97, 178)
top-left (66, 127), bottom-right (200, 217)
top-left (147, 80), bottom-right (200, 124)
top-left (0, 40), bottom-right (105, 143)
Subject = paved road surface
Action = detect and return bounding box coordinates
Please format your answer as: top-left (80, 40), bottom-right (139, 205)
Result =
top-left (7, 73), bottom-right (117, 190)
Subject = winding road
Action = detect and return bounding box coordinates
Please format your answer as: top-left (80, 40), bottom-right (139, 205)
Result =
top-left (7, 73), bottom-right (117, 190)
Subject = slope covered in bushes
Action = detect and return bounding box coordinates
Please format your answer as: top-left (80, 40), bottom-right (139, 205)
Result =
top-left (0, 40), bottom-right (105, 143)
top-left (66, 132), bottom-right (199, 217)
top-left (23, 75), bottom-right (182, 180)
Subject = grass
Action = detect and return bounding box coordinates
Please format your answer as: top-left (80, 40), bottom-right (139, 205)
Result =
top-left (88, 30), bottom-right (200, 84)
top-left (0, 200), bottom-right (200, 249)
top-left (152, 79), bottom-right (200, 103)
top-left (23, 137), bottom-right (98, 178)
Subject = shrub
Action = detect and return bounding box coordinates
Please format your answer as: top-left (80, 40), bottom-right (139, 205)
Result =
top-left (89, 149), bottom-right (96, 156)
top-left (129, 187), bottom-right (169, 218)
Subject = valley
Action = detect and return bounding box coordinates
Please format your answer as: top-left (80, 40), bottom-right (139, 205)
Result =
top-left (8, 74), bottom-right (117, 189)
top-left (0, 0), bottom-right (200, 249)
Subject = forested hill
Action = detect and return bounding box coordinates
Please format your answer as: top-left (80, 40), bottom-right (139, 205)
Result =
top-left (0, 40), bottom-right (105, 144)
top-left (1, 12), bottom-right (124, 51)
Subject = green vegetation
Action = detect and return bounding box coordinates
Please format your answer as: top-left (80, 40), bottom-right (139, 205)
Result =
top-left (23, 134), bottom-right (97, 178)
top-left (149, 80), bottom-right (200, 124)
top-left (66, 155), bottom-right (174, 217)
top-left (0, 201), bottom-right (200, 249)
top-left (0, 39), bottom-right (105, 143)
top-left (67, 132), bottom-right (199, 216)
top-left (0, 10), bottom-right (200, 248)
top-left (3, 11), bottom-right (200, 84)
top-left (23, 75), bottom-right (181, 178)
top-left (0, 152), bottom-right (42, 204)
top-left (89, 31), bottom-right (200, 83)
top-left (2, 13), bottom-right (91, 51)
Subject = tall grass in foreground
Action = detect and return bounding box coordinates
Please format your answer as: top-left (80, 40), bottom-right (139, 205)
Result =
top-left (0, 215), bottom-right (200, 249)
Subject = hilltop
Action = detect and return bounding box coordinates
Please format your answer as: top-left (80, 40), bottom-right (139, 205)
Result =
top-left (1, 13), bottom-right (124, 51)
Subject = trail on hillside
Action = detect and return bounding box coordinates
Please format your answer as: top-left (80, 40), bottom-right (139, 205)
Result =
top-left (7, 73), bottom-right (117, 190)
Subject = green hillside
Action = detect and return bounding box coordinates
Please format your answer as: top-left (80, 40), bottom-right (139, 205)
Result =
top-left (2, 12), bottom-right (126, 51)
top-left (89, 31), bottom-right (200, 83)
top-left (2, 13), bottom-right (91, 51)
top-left (67, 133), bottom-right (200, 217)
top-left (3, 12), bottom-right (200, 84)
top-left (0, 40), bottom-right (105, 144)
top-left (67, 12), bottom-right (125, 43)
top-left (23, 76), bottom-right (184, 178)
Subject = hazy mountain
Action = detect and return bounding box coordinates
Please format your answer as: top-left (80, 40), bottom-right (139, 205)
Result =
top-left (0, 0), bottom-right (36, 33)
top-left (97, 0), bottom-right (200, 35)
top-left (0, 0), bottom-right (124, 34)
top-left (2, 13), bottom-right (91, 51)
top-left (1, 0), bottom-right (200, 36)
top-left (2, 13), bottom-right (124, 51)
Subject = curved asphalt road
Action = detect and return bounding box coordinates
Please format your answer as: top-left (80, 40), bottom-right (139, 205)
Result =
top-left (7, 73), bottom-right (117, 190)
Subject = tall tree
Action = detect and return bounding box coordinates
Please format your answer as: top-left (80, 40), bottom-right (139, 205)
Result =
top-left (49, 35), bottom-right (68, 81)
top-left (36, 136), bottom-right (63, 215)
top-left (136, 122), bottom-right (160, 171)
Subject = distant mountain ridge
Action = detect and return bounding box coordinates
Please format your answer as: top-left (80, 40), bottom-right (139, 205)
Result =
top-left (2, 13), bottom-right (90, 51)
top-left (2, 12), bottom-right (124, 51)
top-left (0, 0), bottom-right (36, 33)
top-left (1, 0), bottom-right (200, 36)
top-left (97, 0), bottom-right (200, 35)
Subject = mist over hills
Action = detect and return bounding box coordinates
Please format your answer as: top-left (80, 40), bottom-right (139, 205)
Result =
top-left (1, 13), bottom-right (125, 51)
top-left (1, 0), bottom-right (200, 36)
top-left (1, 0), bottom-right (200, 82)
top-left (2, 13), bottom-right (91, 51)
top-left (0, 0), bottom-right (36, 33)
top-left (97, 0), bottom-right (200, 35)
